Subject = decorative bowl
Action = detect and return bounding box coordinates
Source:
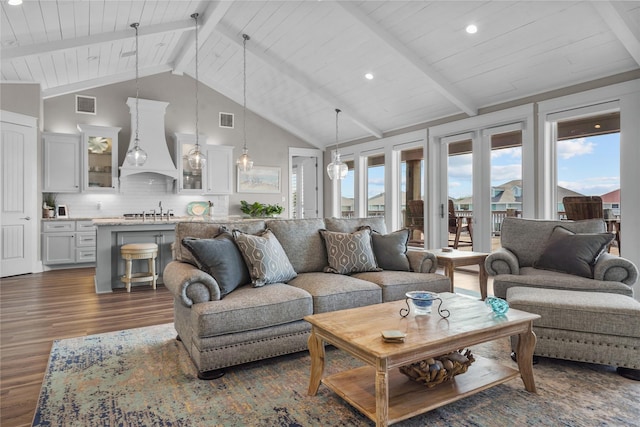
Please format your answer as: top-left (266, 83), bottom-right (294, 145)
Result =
top-left (405, 291), bottom-right (439, 315)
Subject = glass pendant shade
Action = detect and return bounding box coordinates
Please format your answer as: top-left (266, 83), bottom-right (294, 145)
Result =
top-left (187, 145), bottom-right (206, 170)
top-left (236, 147), bottom-right (253, 172)
top-left (327, 152), bottom-right (348, 180)
top-left (327, 108), bottom-right (346, 180)
top-left (126, 140), bottom-right (147, 166)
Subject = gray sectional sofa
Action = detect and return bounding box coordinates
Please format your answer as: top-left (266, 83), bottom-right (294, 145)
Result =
top-left (163, 217), bottom-right (451, 379)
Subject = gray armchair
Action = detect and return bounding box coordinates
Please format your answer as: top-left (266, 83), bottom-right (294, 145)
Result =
top-left (485, 218), bottom-right (637, 299)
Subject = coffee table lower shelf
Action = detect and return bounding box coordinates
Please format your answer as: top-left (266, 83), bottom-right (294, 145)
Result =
top-left (321, 356), bottom-right (519, 425)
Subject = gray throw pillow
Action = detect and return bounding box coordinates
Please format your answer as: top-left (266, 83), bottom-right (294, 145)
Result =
top-left (182, 232), bottom-right (250, 297)
top-left (232, 229), bottom-right (297, 287)
top-left (319, 228), bottom-right (381, 275)
top-left (533, 226), bottom-right (614, 278)
top-left (368, 228), bottom-right (411, 271)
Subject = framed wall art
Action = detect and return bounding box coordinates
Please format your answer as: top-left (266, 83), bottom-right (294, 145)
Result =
top-left (237, 166), bottom-right (281, 193)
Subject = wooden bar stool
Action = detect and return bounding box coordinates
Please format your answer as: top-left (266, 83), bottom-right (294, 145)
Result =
top-left (120, 243), bottom-right (158, 292)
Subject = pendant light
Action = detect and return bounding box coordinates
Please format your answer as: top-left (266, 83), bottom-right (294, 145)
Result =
top-left (187, 12), bottom-right (206, 170)
top-left (125, 22), bottom-right (148, 167)
top-left (236, 34), bottom-right (253, 172)
top-left (327, 108), bottom-right (348, 180)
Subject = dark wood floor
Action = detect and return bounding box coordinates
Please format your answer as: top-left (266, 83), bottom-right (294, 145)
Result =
top-left (0, 268), bottom-right (175, 427)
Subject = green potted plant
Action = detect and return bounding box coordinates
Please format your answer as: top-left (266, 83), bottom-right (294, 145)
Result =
top-left (240, 200), bottom-right (284, 217)
top-left (43, 193), bottom-right (57, 218)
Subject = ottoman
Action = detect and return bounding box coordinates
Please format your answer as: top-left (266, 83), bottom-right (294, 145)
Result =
top-left (506, 287), bottom-right (640, 379)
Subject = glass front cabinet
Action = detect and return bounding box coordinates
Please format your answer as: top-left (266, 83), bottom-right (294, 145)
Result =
top-left (77, 124), bottom-right (120, 192)
top-left (174, 133), bottom-right (206, 194)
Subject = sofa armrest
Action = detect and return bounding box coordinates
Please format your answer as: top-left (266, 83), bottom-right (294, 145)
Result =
top-left (485, 248), bottom-right (520, 276)
top-left (406, 249), bottom-right (437, 273)
top-left (163, 261), bottom-right (222, 307)
top-left (593, 252), bottom-right (639, 287)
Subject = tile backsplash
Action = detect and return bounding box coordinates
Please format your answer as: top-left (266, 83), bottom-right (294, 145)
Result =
top-left (51, 173), bottom-right (229, 218)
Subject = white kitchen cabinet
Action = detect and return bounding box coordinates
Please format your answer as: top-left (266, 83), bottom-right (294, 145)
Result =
top-left (77, 124), bottom-right (120, 192)
top-left (42, 132), bottom-right (81, 193)
top-left (205, 145), bottom-right (234, 194)
top-left (42, 220), bottom-right (96, 265)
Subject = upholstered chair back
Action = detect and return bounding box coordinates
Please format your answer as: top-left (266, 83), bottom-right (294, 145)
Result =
top-left (500, 218), bottom-right (606, 267)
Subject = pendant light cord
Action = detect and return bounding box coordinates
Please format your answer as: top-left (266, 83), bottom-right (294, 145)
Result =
top-left (243, 34), bottom-right (250, 151)
top-left (335, 108), bottom-right (341, 154)
top-left (192, 13), bottom-right (200, 149)
top-left (131, 23), bottom-right (140, 145)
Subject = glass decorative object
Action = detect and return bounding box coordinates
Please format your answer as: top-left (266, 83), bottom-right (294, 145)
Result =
top-left (485, 296), bottom-right (510, 316)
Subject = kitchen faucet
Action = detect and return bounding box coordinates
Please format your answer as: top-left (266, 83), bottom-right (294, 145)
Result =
top-left (158, 201), bottom-right (163, 217)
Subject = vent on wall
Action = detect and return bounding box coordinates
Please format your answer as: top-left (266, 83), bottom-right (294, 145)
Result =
top-left (76, 95), bottom-right (96, 115)
top-left (219, 112), bottom-right (234, 128)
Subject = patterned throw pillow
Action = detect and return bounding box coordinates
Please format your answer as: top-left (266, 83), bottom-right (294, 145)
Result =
top-left (232, 229), bottom-right (297, 287)
top-left (182, 232), bottom-right (250, 297)
top-left (533, 226), bottom-right (614, 278)
top-left (319, 228), bottom-right (381, 275)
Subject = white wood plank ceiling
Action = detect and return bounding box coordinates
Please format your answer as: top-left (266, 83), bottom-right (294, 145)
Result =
top-left (1, 1), bottom-right (639, 148)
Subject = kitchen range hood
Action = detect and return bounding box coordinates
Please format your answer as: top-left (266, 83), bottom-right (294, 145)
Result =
top-left (120, 98), bottom-right (178, 180)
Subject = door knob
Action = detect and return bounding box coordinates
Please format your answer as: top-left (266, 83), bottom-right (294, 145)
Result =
top-left (20, 216), bottom-right (31, 220)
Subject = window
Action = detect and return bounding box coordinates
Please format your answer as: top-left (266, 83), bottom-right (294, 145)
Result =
top-left (366, 154), bottom-right (385, 217)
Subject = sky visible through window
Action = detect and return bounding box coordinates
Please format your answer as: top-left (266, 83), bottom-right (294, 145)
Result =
top-left (340, 133), bottom-right (619, 201)
top-left (447, 133), bottom-right (620, 199)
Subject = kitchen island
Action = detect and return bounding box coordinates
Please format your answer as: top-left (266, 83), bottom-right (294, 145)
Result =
top-left (93, 217), bottom-right (224, 293)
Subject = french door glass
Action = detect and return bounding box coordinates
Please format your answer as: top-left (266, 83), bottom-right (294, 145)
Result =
top-left (489, 130), bottom-right (523, 250)
top-left (340, 159), bottom-right (355, 218)
top-left (366, 154), bottom-right (385, 217)
top-left (448, 140), bottom-right (473, 250)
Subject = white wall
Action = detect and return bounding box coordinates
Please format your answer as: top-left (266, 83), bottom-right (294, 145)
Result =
top-left (42, 71), bottom-right (315, 218)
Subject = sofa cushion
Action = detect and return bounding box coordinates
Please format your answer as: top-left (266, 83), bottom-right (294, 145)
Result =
top-left (506, 287), bottom-right (640, 339)
top-left (368, 228), bottom-right (411, 271)
top-left (492, 269), bottom-right (635, 299)
top-left (174, 220), bottom-right (266, 266)
top-left (266, 218), bottom-right (328, 273)
top-left (320, 228), bottom-right (380, 274)
top-left (533, 226), bottom-right (614, 278)
top-left (182, 232), bottom-right (250, 297)
top-left (192, 284), bottom-right (313, 337)
top-left (287, 272), bottom-right (381, 313)
top-left (353, 271), bottom-right (451, 302)
top-left (500, 218), bottom-right (606, 267)
top-left (325, 217), bottom-right (387, 234)
top-left (233, 229), bottom-right (297, 287)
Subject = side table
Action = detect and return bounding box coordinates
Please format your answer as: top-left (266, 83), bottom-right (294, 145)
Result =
top-left (428, 249), bottom-right (489, 300)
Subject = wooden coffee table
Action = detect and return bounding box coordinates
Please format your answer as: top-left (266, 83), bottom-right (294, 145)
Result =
top-left (305, 293), bottom-right (540, 427)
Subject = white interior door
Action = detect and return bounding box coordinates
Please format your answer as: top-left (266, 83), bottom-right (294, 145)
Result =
top-left (289, 147), bottom-right (322, 219)
top-left (1, 111), bottom-right (38, 277)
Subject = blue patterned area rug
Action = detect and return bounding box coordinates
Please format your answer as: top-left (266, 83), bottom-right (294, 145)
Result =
top-left (33, 323), bottom-right (639, 426)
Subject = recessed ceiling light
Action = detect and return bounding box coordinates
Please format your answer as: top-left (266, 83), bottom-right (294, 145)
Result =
top-left (364, 73), bottom-right (374, 80)
top-left (8, 0), bottom-right (23, 5)
top-left (594, 124), bottom-right (601, 129)
top-left (466, 24), bottom-right (478, 34)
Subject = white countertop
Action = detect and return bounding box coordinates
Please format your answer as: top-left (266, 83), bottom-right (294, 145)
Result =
top-left (91, 216), bottom-right (242, 226)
